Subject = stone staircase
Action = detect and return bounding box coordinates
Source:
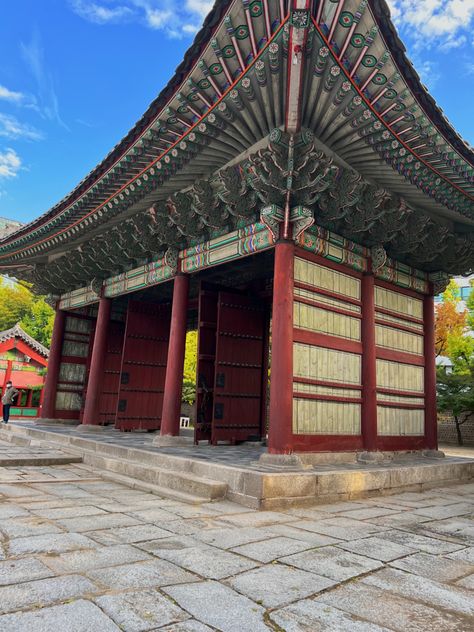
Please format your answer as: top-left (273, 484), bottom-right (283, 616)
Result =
top-left (0, 424), bottom-right (228, 504)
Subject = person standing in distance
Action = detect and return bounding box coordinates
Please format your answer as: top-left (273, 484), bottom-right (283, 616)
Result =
top-left (2, 381), bottom-right (19, 424)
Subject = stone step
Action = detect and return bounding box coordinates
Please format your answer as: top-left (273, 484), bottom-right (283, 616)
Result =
top-left (0, 454), bottom-right (83, 467)
top-left (97, 470), bottom-right (210, 505)
top-left (0, 425), bottom-right (228, 504)
top-left (79, 451), bottom-right (227, 502)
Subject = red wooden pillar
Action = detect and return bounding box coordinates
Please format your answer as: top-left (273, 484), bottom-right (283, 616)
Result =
top-left (160, 275), bottom-right (189, 437)
top-left (424, 292), bottom-right (438, 450)
top-left (268, 241), bottom-right (294, 454)
top-left (41, 309), bottom-right (66, 419)
top-left (3, 360), bottom-right (13, 397)
top-left (26, 390), bottom-right (33, 407)
top-left (82, 297), bottom-right (111, 426)
top-left (361, 272), bottom-right (378, 451)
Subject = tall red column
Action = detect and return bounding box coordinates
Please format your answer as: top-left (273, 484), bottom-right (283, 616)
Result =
top-left (160, 275), bottom-right (189, 437)
top-left (41, 309), bottom-right (66, 419)
top-left (82, 297), bottom-right (111, 426)
top-left (361, 272), bottom-right (378, 451)
top-left (424, 292), bottom-right (438, 450)
top-left (268, 241), bottom-right (294, 454)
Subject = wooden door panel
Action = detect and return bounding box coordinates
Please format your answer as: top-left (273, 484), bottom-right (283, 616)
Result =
top-left (116, 301), bottom-right (170, 431)
top-left (212, 292), bottom-right (265, 444)
top-left (98, 321), bottom-right (125, 426)
top-left (194, 286), bottom-right (218, 443)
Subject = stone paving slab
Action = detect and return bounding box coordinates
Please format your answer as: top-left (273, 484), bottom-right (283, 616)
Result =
top-left (86, 559), bottom-right (199, 589)
top-left (56, 513), bottom-right (142, 532)
top-left (156, 542), bottom-right (260, 579)
top-left (231, 535), bottom-right (314, 562)
top-left (372, 528), bottom-right (466, 554)
top-left (86, 524), bottom-right (174, 545)
top-left (280, 545), bottom-right (384, 581)
top-left (160, 622), bottom-right (214, 632)
top-left (0, 557), bottom-right (54, 586)
top-left (289, 516), bottom-right (388, 540)
top-left (41, 543), bottom-right (151, 574)
top-left (0, 599), bottom-right (121, 632)
top-left (316, 581), bottom-right (472, 632)
top-left (95, 589), bottom-right (190, 631)
top-left (0, 515), bottom-right (63, 538)
top-left (389, 551), bottom-right (474, 581)
top-left (447, 546), bottom-right (474, 564)
top-left (227, 564), bottom-right (336, 608)
top-left (362, 567), bottom-right (474, 617)
top-left (0, 574), bottom-right (98, 614)
top-left (164, 580), bottom-right (270, 632)
top-left (269, 599), bottom-right (389, 631)
top-left (335, 536), bottom-right (417, 562)
top-left (8, 532), bottom-right (99, 555)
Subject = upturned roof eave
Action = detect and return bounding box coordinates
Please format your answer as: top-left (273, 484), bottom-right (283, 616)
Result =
top-left (0, 0), bottom-right (472, 254)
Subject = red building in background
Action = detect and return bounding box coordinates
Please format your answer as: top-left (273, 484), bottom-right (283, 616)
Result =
top-left (0, 324), bottom-right (48, 418)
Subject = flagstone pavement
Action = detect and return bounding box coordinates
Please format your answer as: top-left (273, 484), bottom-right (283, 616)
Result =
top-left (0, 456), bottom-right (473, 631)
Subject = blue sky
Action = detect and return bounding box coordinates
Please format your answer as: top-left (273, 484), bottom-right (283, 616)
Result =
top-left (0, 0), bottom-right (473, 225)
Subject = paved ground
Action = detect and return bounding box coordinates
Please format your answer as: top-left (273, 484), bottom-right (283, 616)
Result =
top-left (0, 445), bottom-right (473, 631)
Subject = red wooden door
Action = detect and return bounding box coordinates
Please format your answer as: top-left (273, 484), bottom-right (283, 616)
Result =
top-left (212, 292), bottom-right (266, 444)
top-left (194, 284), bottom-right (218, 443)
top-left (116, 301), bottom-right (170, 431)
top-left (98, 321), bottom-right (125, 426)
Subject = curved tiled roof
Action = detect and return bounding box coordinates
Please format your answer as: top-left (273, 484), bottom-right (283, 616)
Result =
top-left (0, 0), bottom-right (234, 246)
top-left (0, 0), bottom-right (472, 270)
top-left (369, 0), bottom-right (473, 167)
top-left (0, 323), bottom-right (49, 358)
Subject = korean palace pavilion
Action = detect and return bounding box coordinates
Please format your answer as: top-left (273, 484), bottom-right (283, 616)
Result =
top-left (1, 0), bottom-right (473, 457)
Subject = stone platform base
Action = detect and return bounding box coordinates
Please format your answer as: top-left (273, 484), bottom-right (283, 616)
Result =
top-left (1, 422), bottom-right (473, 509)
top-left (34, 418), bottom-right (80, 426)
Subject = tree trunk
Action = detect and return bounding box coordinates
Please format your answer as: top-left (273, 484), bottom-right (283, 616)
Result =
top-left (454, 415), bottom-right (464, 446)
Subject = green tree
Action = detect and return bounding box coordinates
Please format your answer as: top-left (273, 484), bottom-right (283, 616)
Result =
top-left (435, 280), bottom-right (467, 357)
top-left (182, 330), bottom-right (198, 405)
top-left (0, 282), bottom-right (33, 330)
top-left (466, 280), bottom-right (474, 330)
top-left (0, 278), bottom-right (54, 347)
top-left (20, 297), bottom-right (55, 348)
top-left (437, 369), bottom-right (474, 445)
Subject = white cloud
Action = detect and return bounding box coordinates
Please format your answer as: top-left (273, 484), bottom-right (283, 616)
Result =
top-left (415, 59), bottom-right (441, 90)
top-left (0, 148), bottom-right (21, 179)
top-left (387, 0), bottom-right (474, 49)
top-left (0, 114), bottom-right (43, 141)
top-left (185, 0), bottom-right (213, 18)
top-left (0, 85), bottom-right (25, 103)
top-left (70, 0), bottom-right (133, 23)
top-left (69, 0), bottom-right (212, 37)
top-left (20, 30), bottom-right (69, 130)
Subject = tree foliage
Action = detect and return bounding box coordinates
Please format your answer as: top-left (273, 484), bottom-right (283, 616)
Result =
top-left (0, 278), bottom-right (54, 347)
top-left (437, 370), bottom-right (474, 446)
top-left (435, 280), bottom-right (467, 357)
top-left (20, 297), bottom-right (55, 348)
top-left (436, 280), bottom-right (474, 445)
top-left (182, 330), bottom-right (197, 405)
top-left (0, 282), bottom-right (33, 331)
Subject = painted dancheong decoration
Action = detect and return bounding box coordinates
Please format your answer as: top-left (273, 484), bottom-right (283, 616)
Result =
top-left (0, 1), bottom-right (472, 453)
